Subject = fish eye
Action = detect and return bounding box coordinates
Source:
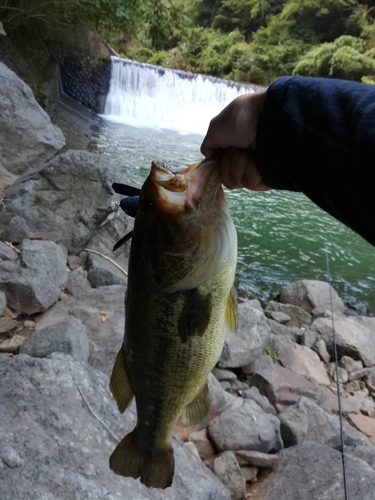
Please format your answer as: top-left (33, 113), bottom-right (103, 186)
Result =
top-left (140, 198), bottom-right (154, 215)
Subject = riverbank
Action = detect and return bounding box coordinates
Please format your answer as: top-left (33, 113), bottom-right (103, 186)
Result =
top-left (0, 50), bottom-right (375, 499)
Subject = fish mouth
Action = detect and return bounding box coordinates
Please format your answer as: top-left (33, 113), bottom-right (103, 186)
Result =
top-left (148, 155), bottom-right (222, 216)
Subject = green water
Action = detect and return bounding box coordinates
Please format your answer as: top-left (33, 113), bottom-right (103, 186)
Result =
top-left (99, 121), bottom-right (375, 308)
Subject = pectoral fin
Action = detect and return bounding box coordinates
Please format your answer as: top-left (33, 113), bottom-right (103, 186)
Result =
top-left (109, 347), bottom-right (134, 413)
top-left (182, 381), bottom-right (210, 425)
top-left (178, 289), bottom-right (212, 343)
top-left (225, 285), bottom-right (238, 331)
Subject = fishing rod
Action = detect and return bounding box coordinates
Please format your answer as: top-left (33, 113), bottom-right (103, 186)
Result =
top-left (325, 249), bottom-right (349, 500)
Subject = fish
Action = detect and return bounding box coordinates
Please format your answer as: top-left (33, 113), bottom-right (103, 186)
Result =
top-left (109, 154), bottom-right (237, 489)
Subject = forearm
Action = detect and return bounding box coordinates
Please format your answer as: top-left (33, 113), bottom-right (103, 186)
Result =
top-left (256, 76), bottom-right (375, 246)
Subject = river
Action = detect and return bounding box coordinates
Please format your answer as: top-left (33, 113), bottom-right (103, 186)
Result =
top-left (98, 58), bottom-right (375, 309)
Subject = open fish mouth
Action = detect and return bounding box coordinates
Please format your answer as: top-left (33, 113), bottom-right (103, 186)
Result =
top-left (148, 154), bottom-right (222, 215)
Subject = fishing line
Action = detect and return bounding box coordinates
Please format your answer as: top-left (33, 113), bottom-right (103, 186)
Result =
top-left (325, 249), bottom-right (349, 500)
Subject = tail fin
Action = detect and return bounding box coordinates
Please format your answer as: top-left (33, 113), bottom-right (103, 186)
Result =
top-left (110, 429), bottom-right (175, 489)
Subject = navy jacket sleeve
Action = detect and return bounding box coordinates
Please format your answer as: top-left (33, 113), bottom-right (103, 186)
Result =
top-left (255, 76), bottom-right (375, 247)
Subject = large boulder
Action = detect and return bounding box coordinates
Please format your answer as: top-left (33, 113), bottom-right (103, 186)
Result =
top-left (0, 239), bottom-right (67, 314)
top-left (35, 285), bottom-right (126, 375)
top-left (0, 62), bottom-right (65, 175)
top-left (246, 443), bottom-right (375, 500)
top-left (218, 302), bottom-right (270, 369)
top-left (0, 354), bottom-right (230, 500)
top-left (0, 150), bottom-right (126, 254)
top-left (279, 280), bottom-right (345, 313)
top-left (312, 314), bottom-right (375, 367)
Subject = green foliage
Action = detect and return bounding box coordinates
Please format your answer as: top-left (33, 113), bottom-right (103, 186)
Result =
top-left (262, 346), bottom-right (280, 364)
top-left (293, 35), bottom-right (375, 80)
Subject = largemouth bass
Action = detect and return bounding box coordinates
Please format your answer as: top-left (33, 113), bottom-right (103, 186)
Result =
top-left (109, 154), bottom-right (237, 489)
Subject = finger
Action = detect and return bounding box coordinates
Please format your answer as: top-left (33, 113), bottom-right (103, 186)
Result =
top-left (220, 148), bottom-right (271, 191)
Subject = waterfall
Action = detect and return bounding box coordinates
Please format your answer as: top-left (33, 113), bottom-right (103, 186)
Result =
top-left (103, 56), bottom-right (259, 135)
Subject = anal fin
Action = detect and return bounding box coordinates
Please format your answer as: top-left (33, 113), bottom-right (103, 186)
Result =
top-left (109, 347), bottom-right (134, 413)
top-left (182, 380), bottom-right (210, 425)
top-left (225, 285), bottom-right (238, 331)
top-left (110, 429), bottom-right (175, 489)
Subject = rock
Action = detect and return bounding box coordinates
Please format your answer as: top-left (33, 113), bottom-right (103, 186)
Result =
top-left (249, 364), bottom-right (326, 412)
top-left (65, 266), bottom-right (92, 296)
top-left (0, 62), bottom-right (65, 176)
top-left (67, 255), bottom-right (81, 270)
top-left (1, 150), bottom-right (121, 254)
top-left (0, 291), bottom-right (6, 316)
top-left (300, 328), bottom-right (316, 348)
top-left (212, 367), bottom-right (237, 382)
top-left (20, 318), bottom-right (89, 364)
top-left (184, 441), bottom-right (200, 458)
top-left (246, 299), bottom-right (263, 311)
top-left (312, 314), bottom-right (375, 366)
top-left (0, 239), bottom-right (67, 314)
top-left (349, 444), bottom-right (375, 469)
top-left (240, 387), bottom-right (277, 415)
top-left (281, 397), bottom-right (370, 448)
top-left (213, 451), bottom-right (246, 500)
top-left (189, 428), bottom-right (216, 460)
top-left (333, 366), bottom-right (349, 384)
top-left (0, 317), bottom-right (18, 334)
top-left (339, 356), bottom-right (363, 373)
top-left (351, 315), bottom-right (375, 332)
top-left (234, 450), bottom-right (278, 468)
top-left (207, 373), bottom-right (237, 416)
top-left (208, 398), bottom-right (283, 453)
top-left (319, 387), bottom-right (364, 415)
top-left (0, 241), bottom-right (18, 261)
top-left (0, 215), bottom-right (62, 243)
top-left (278, 405), bottom-right (310, 447)
top-left (349, 367), bottom-right (375, 382)
top-left (279, 280), bottom-right (345, 313)
top-left (265, 300), bottom-right (312, 327)
top-left (218, 302), bottom-right (270, 369)
top-left (267, 311), bottom-right (291, 324)
top-left (86, 252), bottom-right (127, 288)
top-left (230, 379), bottom-right (249, 393)
top-left (269, 334), bottom-right (330, 386)
top-left (242, 354), bottom-right (274, 375)
top-left (267, 319), bottom-right (302, 342)
top-left (246, 443), bottom-right (375, 500)
top-left (241, 465), bottom-right (258, 482)
top-left (313, 338), bottom-right (331, 364)
top-left (348, 413), bottom-right (375, 437)
top-left (35, 285), bottom-right (126, 375)
top-left (0, 354), bottom-right (230, 500)
top-left (0, 335), bottom-right (25, 354)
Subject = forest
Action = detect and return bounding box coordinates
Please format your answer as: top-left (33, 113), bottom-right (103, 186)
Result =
top-left (1, 0), bottom-right (375, 85)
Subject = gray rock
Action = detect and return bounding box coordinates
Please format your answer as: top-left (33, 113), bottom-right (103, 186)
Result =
top-left (86, 252), bottom-right (127, 288)
top-left (212, 367), bottom-right (237, 382)
top-left (267, 319), bottom-right (302, 342)
top-left (282, 397), bottom-right (370, 449)
top-left (0, 291), bottom-right (6, 316)
top-left (339, 355), bottom-right (363, 373)
top-left (207, 373), bottom-right (237, 414)
top-left (188, 429), bottom-right (215, 460)
top-left (312, 314), bottom-right (375, 366)
top-left (0, 318), bottom-right (18, 334)
top-left (0, 241), bottom-right (18, 261)
top-left (241, 386), bottom-right (277, 415)
top-left (278, 405), bottom-right (310, 447)
top-left (1, 150), bottom-right (119, 254)
top-left (0, 62), bottom-right (65, 175)
top-left (242, 354), bottom-right (274, 375)
top-left (269, 334), bottom-right (330, 386)
top-left (246, 299), bottom-right (263, 311)
top-left (300, 328), bottom-right (316, 348)
top-left (0, 239), bottom-right (67, 314)
top-left (65, 266), bottom-right (92, 296)
top-left (349, 444), bottom-right (375, 469)
top-left (20, 318), bottom-right (89, 364)
top-left (234, 450), bottom-right (278, 468)
top-left (349, 367), bottom-right (375, 382)
top-left (35, 285), bottom-right (126, 375)
top-left (208, 398), bottom-right (283, 453)
top-left (1, 215), bottom-right (62, 243)
top-left (351, 315), bottom-right (375, 333)
top-left (218, 302), bottom-right (270, 369)
top-left (248, 364), bottom-right (326, 412)
top-left (267, 311), bottom-right (291, 324)
top-left (265, 300), bottom-right (312, 327)
top-left (279, 280), bottom-right (345, 313)
top-left (313, 338), bottom-right (330, 364)
top-left (213, 451), bottom-right (246, 500)
top-left (246, 443), bottom-right (375, 500)
top-left (0, 354), bottom-right (230, 500)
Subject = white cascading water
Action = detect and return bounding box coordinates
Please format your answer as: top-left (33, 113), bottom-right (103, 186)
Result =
top-left (103, 56), bottom-right (259, 134)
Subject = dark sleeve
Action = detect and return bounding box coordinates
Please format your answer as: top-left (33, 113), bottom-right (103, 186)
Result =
top-left (255, 76), bottom-right (375, 247)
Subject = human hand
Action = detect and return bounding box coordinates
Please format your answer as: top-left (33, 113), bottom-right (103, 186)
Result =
top-left (201, 90), bottom-right (270, 191)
